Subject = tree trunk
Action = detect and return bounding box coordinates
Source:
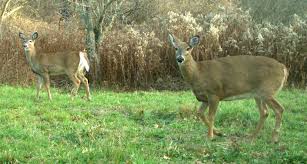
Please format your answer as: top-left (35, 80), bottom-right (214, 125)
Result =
top-left (81, 4), bottom-right (102, 86)
top-left (79, 0), bottom-right (124, 86)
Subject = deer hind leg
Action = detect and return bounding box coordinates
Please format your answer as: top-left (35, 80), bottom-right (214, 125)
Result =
top-left (36, 75), bottom-right (44, 99)
top-left (250, 98), bottom-right (269, 139)
top-left (68, 74), bottom-right (81, 99)
top-left (197, 102), bottom-right (223, 137)
top-left (265, 97), bottom-right (284, 143)
top-left (77, 73), bottom-right (91, 101)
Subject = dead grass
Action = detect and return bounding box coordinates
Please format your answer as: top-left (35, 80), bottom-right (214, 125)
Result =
top-left (0, 6), bottom-right (306, 89)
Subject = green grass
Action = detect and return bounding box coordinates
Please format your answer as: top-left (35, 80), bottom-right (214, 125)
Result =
top-left (0, 85), bottom-right (306, 163)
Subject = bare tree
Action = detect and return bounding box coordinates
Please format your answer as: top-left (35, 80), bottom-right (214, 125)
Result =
top-left (0, 0), bottom-right (24, 38)
top-left (70, 0), bottom-right (124, 84)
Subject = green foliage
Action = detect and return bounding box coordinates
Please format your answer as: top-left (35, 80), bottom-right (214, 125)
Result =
top-left (0, 86), bottom-right (306, 162)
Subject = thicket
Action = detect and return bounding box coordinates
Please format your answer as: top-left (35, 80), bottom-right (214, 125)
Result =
top-left (0, 0), bottom-right (306, 89)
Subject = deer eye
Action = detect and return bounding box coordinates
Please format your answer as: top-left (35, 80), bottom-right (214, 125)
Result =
top-left (175, 47), bottom-right (178, 51)
top-left (29, 40), bottom-right (32, 43)
top-left (186, 47), bottom-right (192, 51)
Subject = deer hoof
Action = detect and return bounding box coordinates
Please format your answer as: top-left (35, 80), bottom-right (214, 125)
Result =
top-left (207, 133), bottom-right (214, 139)
top-left (213, 129), bottom-right (225, 137)
top-left (272, 135), bottom-right (279, 143)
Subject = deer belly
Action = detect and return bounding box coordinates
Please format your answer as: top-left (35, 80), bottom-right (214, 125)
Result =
top-left (47, 65), bottom-right (66, 75)
top-left (222, 92), bottom-right (256, 101)
top-left (192, 90), bottom-right (208, 102)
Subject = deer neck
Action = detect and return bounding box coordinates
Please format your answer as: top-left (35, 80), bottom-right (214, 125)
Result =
top-left (24, 48), bottom-right (40, 69)
top-left (178, 55), bottom-right (198, 84)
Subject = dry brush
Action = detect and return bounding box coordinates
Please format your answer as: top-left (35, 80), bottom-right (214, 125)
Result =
top-left (0, 6), bottom-right (306, 89)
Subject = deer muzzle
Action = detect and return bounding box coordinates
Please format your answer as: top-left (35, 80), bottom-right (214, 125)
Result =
top-left (176, 56), bottom-right (185, 63)
top-left (23, 44), bottom-right (29, 48)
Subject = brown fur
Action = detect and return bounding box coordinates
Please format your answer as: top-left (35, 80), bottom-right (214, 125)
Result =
top-left (169, 34), bottom-right (287, 142)
top-left (19, 32), bottom-right (91, 101)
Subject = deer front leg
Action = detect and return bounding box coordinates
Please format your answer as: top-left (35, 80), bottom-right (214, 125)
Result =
top-left (207, 95), bottom-right (220, 138)
top-left (42, 74), bottom-right (52, 100)
top-left (197, 102), bottom-right (223, 136)
top-left (36, 75), bottom-right (44, 100)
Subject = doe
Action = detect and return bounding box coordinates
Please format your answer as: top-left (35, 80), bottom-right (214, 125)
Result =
top-left (169, 34), bottom-right (287, 143)
top-left (19, 32), bottom-right (91, 101)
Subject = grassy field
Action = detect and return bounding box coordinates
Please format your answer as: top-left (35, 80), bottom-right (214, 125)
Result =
top-left (0, 85), bottom-right (306, 163)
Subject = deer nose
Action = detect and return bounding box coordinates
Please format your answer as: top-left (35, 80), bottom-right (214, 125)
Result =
top-left (176, 56), bottom-right (184, 63)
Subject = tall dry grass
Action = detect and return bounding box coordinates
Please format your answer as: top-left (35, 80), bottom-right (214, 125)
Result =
top-left (0, 5), bottom-right (306, 89)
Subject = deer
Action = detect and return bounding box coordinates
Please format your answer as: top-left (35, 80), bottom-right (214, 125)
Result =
top-left (19, 32), bottom-right (91, 101)
top-left (168, 34), bottom-right (288, 143)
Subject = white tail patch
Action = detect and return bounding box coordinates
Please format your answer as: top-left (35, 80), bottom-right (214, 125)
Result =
top-left (79, 52), bottom-right (90, 72)
top-left (278, 67), bottom-right (288, 91)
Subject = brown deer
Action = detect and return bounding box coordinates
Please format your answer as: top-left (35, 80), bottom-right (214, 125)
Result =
top-left (19, 32), bottom-right (91, 101)
top-left (169, 34), bottom-right (288, 143)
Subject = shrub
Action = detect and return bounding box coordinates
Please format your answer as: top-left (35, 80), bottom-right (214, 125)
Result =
top-left (0, 2), bottom-right (306, 89)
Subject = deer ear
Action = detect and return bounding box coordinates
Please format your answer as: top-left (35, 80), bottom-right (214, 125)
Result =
top-left (189, 35), bottom-right (200, 47)
top-left (19, 32), bottom-right (25, 40)
top-left (168, 33), bottom-right (178, 48)
top-left (32, 32), bottom-right (38, 40)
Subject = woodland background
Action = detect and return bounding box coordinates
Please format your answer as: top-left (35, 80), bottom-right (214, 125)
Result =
top-left (0, 0), bottom-right (306, 90)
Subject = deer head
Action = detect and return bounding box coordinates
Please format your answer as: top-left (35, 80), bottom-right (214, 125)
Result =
top-left (168, 33), bottom-right (200, 64)
top-left (19, 32), bottom-right (38, 52)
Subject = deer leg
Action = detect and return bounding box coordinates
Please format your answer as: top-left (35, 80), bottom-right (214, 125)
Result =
top-left (77, 73), bottom-right (91, 101)
top-left (42, 74), bottom-right (52, 100)
top-left (197, 102), bottom-right (223, 136)
top-left (207, 96), bottom-right (220, 138)
top-left (68, 74), bottom-right (81, 99)
top-left (265, 97), bottom-right (284, 143)
top-left (36, 75), bottom-right (44, 99)
top-left (250, 98), bottom-right (269, 139)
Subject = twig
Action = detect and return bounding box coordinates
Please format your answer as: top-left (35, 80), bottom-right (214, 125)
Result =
top-left (2, 6), bottom-right (23, 20)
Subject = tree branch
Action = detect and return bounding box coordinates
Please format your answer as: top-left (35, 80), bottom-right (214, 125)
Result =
top-left (2, 5), bottom-right (23, 20)
top-left (96, 0), bottom-right (125, 44)
top-left (97, 0), bottom-right (117, 27)
top-left (1, 0), bottom-right (13, 22)
top-left (66, 0), bottom-right (91, 7)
